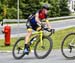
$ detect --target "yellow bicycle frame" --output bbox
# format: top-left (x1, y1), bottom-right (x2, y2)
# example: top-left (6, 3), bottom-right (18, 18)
top-left (32, 30), bottom-right (43, 46)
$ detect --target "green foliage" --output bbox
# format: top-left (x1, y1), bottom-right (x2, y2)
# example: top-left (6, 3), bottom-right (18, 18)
top-left (20, 0), bottom-right (41, 18)
top-left (49, 0), bottom-right (60, 17)
top-left (59, 0), bottom-right (70, 16)
top-left (7, 7), bottom-right (17, 19)
top-left (0, 0), bottom-right (70, 20)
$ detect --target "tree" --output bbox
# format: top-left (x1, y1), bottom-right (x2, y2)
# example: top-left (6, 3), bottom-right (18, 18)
top-left (20, 0), bottom-right (41, 19)
top-left (59, 0), bottom-right (70, 16)
top-left (49, 0), bottom-right (60, 17)
top-left (0, 0), bottom-right (17, 20)
top-left (0, 0), bottom-right (8, 21)
top-left (0, 0), bottom-right (71, 20)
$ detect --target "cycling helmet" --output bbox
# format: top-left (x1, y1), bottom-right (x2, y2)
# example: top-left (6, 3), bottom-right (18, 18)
top-left (42, 4), bottom-right (49, 10)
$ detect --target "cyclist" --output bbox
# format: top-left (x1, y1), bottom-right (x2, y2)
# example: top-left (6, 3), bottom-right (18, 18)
top-left (24, 4), bottom-right (51, 54)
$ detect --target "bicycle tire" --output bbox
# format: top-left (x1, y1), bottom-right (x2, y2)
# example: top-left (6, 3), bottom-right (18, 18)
top-left (34, 36), bottom-right (53, 59)
top-left (61, 32), bottom-right (75, 59)
top-left (12, 37), bottom-right (25, 59)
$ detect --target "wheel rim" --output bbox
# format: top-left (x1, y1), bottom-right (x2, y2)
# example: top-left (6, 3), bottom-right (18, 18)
top-left (13, 39), bottom-right (25, 58)
top-left (62, 33), bottom-right (75, 59)
top-left (35, 37), bottom-right (51, 58)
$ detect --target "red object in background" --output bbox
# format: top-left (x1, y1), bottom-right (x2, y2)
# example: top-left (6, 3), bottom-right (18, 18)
top-left (2, 25), bottom-right (11, 46)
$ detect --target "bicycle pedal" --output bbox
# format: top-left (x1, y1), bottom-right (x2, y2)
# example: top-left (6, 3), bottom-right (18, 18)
top-left (17, 47), bottom-right (22, 50)
top-left (69, 43), bottom-right (75, 48)
top-left (68, 45), bottom-right (72, 53)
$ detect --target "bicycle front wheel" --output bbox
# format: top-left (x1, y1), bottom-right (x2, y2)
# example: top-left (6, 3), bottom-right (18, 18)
top-left (34, 36), bottom-right (53, 59)
top-left (12, 37), bottom-right (25, 59)
top-left (61, 33), bottom-right (75, 59)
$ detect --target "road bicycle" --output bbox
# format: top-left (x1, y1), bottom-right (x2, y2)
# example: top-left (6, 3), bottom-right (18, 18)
top-left (61, 32), bottom-right (75, 59)
top-left (12, 26), bottom-right (55, 59)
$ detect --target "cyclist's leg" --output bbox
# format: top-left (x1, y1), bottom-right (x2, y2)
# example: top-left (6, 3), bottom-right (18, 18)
top-left (25, 24), bottom-right (41, 47)
top-left (25, 28), bottom-right (32, 44)
top-left (24, 21), bottom-right (42, 53)
top-left (24, 22), bottom-right (40, 53)
top-left (24, 28), bottom-right (32, 54)
top-left (36, 27), bottom-right (41, 31)
top-left (25, 28), bottom-right (32, 49)
top-left (24, 20), bottom-right (32, 53)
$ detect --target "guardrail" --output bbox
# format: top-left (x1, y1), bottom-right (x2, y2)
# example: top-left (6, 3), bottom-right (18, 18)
top-left (3, 19), bottom-right (27, 23)
top-left (2, 16), bottom-right (75, 23)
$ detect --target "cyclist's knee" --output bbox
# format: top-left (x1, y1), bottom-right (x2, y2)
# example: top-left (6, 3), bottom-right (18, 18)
top-left (27, 28), bottom-right (32, 32)
top-left (36, 27), bottom-right (41, 31)
top-left (27, 28), bottom-right (32, 35)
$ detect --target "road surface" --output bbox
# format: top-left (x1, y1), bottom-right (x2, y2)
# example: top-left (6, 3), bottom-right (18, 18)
top-left (0, 50), bottom-right (75, 63)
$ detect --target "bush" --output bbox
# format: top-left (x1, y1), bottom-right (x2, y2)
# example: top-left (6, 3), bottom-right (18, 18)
top-left (0, 0), bottom-right (71, 19)
top-left (59, 0), bottom-right (70, 16)
top-left (7, 7), bottom-right (17, 19)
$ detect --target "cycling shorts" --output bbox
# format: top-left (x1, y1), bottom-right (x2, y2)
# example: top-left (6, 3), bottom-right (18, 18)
top-left (26, 17), bottom-right (40, 31)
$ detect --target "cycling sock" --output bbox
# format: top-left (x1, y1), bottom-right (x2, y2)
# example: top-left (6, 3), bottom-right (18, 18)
top-left (24, 44), bottom-right (29, 49)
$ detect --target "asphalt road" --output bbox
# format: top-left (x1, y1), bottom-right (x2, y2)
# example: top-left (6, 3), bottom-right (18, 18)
top-left (0, 50), bottom-right (75, 63)
top-left (0, 19), bottom-right (75, 39)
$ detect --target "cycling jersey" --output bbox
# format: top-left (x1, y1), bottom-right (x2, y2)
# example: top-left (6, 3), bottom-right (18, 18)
top-left (39, 9), bottom-right (47, 19)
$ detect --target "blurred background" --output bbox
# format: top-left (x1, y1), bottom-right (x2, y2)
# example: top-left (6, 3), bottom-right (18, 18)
top-left (0, 0), bottom-right (75, 21)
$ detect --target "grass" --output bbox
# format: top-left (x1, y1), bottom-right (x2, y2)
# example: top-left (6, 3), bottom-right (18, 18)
top-left (0, 27), bottom-right (75, 51)
top-left (52, 27), bottom-right (75, 49)
top-left (0, 38), bottom-right (18, 51)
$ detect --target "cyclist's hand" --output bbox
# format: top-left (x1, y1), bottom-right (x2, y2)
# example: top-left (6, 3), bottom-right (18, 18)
top-left (50, 29), bottom-right (55, 33)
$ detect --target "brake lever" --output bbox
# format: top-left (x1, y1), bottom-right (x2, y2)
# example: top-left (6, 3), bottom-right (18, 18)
top-left (44, 27), bottom-right (55, 33)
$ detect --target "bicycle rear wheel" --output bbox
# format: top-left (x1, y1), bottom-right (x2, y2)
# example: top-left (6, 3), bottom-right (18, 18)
top-left (34, 36), bottom-right (53, 59)
top-left (61, 33), bottom-right (75, 59)
top-left (12, 37), bottom-right (25, 59)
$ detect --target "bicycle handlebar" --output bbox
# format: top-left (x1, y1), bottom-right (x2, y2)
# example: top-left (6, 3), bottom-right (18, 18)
top-left (43, 28), bottom-right (55, 36)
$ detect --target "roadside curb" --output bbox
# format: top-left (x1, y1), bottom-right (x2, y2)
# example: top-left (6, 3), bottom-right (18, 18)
top-left (0, 51), bottom-right (12, 53)
top-left (0, 19), bottom-right (75, 27)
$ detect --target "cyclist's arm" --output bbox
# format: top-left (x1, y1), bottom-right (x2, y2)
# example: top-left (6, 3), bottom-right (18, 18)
top-left (35, 13), bottom-right (41, 24)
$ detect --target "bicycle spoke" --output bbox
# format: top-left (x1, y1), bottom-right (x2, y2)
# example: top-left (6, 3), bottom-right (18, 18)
top-left (61, 33), bottom-right (75, 59)
top-left (12, 37), bottom-right (25, 59)
top-left (34, 36), bottom-right (53, 59)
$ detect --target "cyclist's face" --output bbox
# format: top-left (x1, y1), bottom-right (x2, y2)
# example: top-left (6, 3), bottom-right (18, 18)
top-left (44, 9), bottom-right (48, 14)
